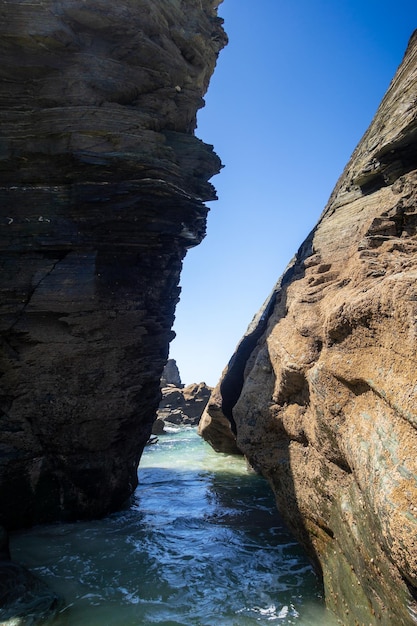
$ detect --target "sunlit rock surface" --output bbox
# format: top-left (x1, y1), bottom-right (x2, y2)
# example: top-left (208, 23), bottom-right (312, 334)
top-left (200, 30), bottom-right (417, 625)
top-left (0, 0), bottom-right (226, 528)
top-left (155, 382), bottom-right (212, 430)
top-left (153, 360), bottom-right (212, 433)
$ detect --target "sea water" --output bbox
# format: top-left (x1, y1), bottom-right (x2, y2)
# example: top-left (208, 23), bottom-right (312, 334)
top-left (11, 427), bottom-right (339, 625)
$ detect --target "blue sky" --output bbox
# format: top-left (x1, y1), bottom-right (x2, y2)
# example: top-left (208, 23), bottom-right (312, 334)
top-left (170, 1), bottom-right (417, 386)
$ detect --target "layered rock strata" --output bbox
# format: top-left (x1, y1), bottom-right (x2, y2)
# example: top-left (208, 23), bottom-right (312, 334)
top-left (0, 0), bottom-right (226, 528)
top-left (152, 360), bottom-right (212, 433)
top-left (200, 31), bottom-right (417, 625)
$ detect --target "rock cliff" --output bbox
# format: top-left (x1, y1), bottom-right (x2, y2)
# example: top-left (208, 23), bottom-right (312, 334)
top-left (200, 31), bottom-right (417, 625)
top-left (0, 0), bottom-right (226, 529)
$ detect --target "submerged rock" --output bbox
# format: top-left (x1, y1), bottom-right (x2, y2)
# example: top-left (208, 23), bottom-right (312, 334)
top-left (200, 30), bottom-right (417, 625)
top-left (0, 562), bottom-right (63, 626)
top-left (0, 0), bottom-right (226, 528)
top-left (0, 527), bottom-right (63, 625)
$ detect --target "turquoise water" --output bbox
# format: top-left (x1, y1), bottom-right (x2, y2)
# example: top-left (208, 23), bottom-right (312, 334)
top-left (11, 428), bottom-right (338, 625)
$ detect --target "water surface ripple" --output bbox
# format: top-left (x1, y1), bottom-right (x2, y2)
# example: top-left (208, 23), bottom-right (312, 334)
top-left (11, 428), bottom-right (338, 625)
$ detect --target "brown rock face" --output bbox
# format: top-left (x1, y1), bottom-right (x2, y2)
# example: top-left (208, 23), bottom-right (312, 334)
top-left (200, 31), bottom-right (417, 625)
top-left (156, 381), bottom-right (212, 429)
top-left (0, 0), bottom-right (226, 529)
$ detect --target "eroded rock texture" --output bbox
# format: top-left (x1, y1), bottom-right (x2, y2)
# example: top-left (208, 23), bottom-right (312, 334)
top-left (0, 0), bottom-right (226, 528)
top-left (153, 360), bottom-right (212, 432)
top-left (155, 381), bottom-right (212, 431)
top-left (200, 31), bottom-right (417, 625)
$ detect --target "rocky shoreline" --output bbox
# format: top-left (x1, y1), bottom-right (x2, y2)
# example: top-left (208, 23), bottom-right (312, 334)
top-left (153, 360), bottom-right (212, 435)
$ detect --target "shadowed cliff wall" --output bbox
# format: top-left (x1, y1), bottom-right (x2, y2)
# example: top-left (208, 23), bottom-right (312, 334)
top-left (0, 0), bottom-right (226, 528)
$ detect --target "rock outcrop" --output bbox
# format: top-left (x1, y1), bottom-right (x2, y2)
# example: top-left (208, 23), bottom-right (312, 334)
top-left (155, 381), bottom-right (212, 432)
top-left (152, 359), bottom-right (212, 433)
top-left (0, 0), bottom-right (226, 529)
top-left (200, 31), bottom-right (417, 625)
top-left (160, 358), bottom-right (183, 389)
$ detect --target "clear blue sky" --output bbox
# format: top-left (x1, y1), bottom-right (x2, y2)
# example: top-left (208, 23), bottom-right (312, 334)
top-left (170, 0), bottom-right (417, 387)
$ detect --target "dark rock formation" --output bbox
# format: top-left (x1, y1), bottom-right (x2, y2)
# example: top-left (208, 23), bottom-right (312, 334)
top-left (0, 526), bottom-right (63, 624)
top-left (0, 561), bottom-right (63, 625)
top-left (200, 31), bottom-right (417, 625)
top-left (160, 358), bottom-right (183, 389)
top-left (0, 0), bottom-right (226, 529)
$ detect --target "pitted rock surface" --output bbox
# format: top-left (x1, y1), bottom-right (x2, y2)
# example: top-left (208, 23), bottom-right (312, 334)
top-left (200, 30), bottom-right (417, 626)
